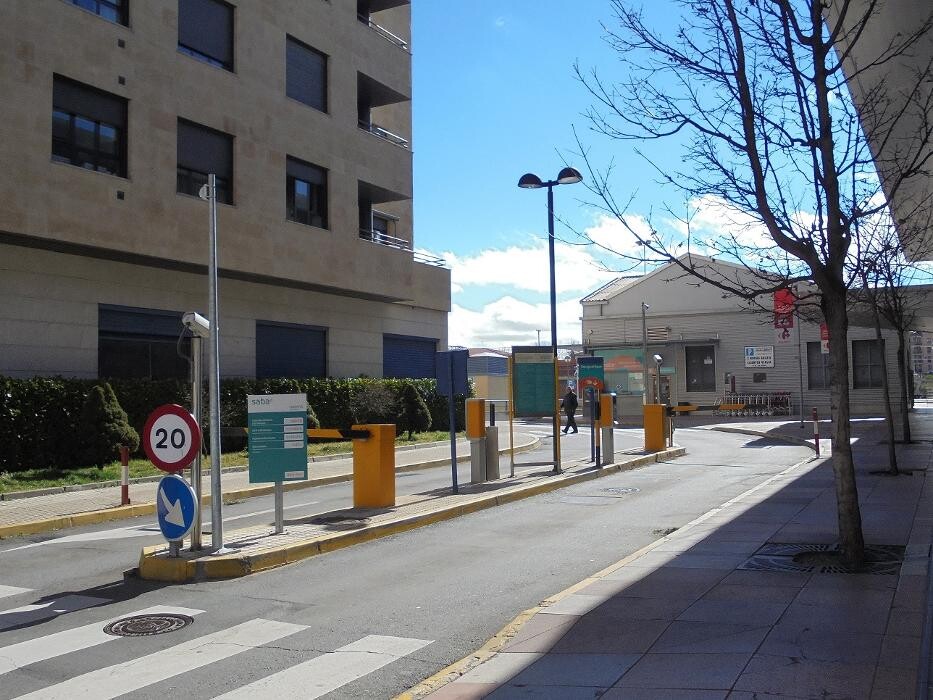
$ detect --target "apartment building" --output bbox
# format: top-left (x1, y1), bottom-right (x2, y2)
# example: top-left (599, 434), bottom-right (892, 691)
top-left (0, 0), bottom-right (450, 380)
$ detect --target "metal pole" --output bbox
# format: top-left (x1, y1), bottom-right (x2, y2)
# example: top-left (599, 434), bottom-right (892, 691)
top-left (812, 407), bottom-right (820, 456)
top-left (642, 302), bottom-right (649, 404)
top-left (448, 352), bottom-right (459, 494)
top-left (274, 481), bottom-right (284, 534)
top-left (207, 173), bottom-right (224, 551)
top-left (797, 303), bottom-right (805, 428)
top-left (547, 184), bottom-right (561, 473)
top-left (190, 334), bottom-right (202, 551)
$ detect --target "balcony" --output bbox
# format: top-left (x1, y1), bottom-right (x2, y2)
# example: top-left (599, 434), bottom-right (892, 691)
top-left (357, 120), bottom-right (408, 148)
top-left (357, 0), bottom-right (409, 50)
top-left (358, 228), bottom-right (445, 267)
top-left (358, 72), bottom-right (410, 149)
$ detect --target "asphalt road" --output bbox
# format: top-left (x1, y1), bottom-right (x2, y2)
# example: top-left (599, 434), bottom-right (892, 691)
top-left (0, 427), bottom-right (810, 699)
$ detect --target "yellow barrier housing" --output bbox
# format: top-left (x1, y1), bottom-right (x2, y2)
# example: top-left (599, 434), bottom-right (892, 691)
top-left (599, 394), bottom-right (613, 428)
top-left (352, 424), bottom-right (395, 508)
top-left (466, 398), bottom-right (486, 439)
top-left (644, 404), bottom-right (667, 452)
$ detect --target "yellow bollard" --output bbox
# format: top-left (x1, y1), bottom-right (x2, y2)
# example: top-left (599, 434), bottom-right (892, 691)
top-left (644, 404), bottom-right (667, 452)
top-left (599, 394), bottom-right (613, 428)
top-left (352, 424), bottom-right (395, 508)
top-left (465, 398), bottom-right (486, 438)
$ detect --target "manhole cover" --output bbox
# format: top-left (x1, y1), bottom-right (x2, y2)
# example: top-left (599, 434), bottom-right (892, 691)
top-left (104, 614), bottom-right (194, 637)
top-left (601, 487), bottom-right (639, 496)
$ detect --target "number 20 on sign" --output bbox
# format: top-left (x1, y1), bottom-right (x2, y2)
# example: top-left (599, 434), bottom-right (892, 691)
top-left (143, 404), bottom-right (202, 473)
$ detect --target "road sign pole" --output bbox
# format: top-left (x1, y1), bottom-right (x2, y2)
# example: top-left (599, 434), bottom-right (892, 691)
top-left (448, 352), bottom-right (459, 494)
top-left (206, 173), bottom-right (224, 552)
top-left (190, 334), bottom-right (202, 551)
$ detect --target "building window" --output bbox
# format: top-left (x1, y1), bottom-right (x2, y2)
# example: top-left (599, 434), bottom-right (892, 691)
top-left (807, 342), bottom-right (833, 389)
top-left (286, 156), bottom-right (327, 228)
top-left (286, 36), bottom-right (327, 112)
top-left (98, 305), bottom-right (190, 380)
top-left (177, 119), bottom-right (233, 204)
top-left (256, 322), bottom-right (326, 379)
top-left (178, 0), bottom-right (234, 71)
top-left (70, 0), bottom-right (128, 25)
top-left (853, 339), bottom-right (884, 389)
top-left (52, 76), bottom-right (127, 177)
top-left (685, 345), bottom-right (716, 392)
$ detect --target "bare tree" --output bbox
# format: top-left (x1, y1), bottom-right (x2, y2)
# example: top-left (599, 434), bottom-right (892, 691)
top-left (575, 0), bottom-right (933, 566)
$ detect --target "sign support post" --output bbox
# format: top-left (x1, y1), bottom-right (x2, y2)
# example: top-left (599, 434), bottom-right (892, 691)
top-left (190, 334), bottom-right (203, 550)
top-left (274, 482), bottom-right (284, 534)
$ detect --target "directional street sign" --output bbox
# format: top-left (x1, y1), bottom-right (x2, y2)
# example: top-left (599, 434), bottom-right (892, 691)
top-left (143, 404), bottom-right (201, 473)
top-left (156, 474), bottom-right (198, 542)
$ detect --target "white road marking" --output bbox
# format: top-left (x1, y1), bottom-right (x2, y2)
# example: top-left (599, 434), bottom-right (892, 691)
top-left (13, 618), bottom-right (308, 700)
top-left (0, 500), bottom-right (320, 552)
top-left (216, 634), bottom-right (433, 700)
top-left (0, 595), bottom-right (106, 633)
top-left (0, 585), bottom-right (31, 600)
top-left (0, 606), bottom-right (205, 676)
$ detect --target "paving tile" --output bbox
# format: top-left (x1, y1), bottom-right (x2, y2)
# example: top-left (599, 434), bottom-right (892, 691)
top-left (804, 572), bottom-right (898, 591)
top-left (486, 685), bottom-right (609, 699)
top-left (759, 623), bottom-right (882, 664)
top-left (602, 689), bottom-right (727, 699)
top-left (677, 598), bottom-right (788, 626)
top-left (538, 594), bottom-right (604, 617)
top-left (428, 682), bottom-right (498, 699)
top-left (877, 633), bottom-right (921, 671)
top-left (733, 653), bottom-right (874, 697)
top-left (649, 621), bottom-right (770, 654)
top-left (549, 615), bottom-right (669, 654)
top-left (886, 607), bottom-right (924, 637)
top-left (871, 664), bottom-right (917, 699)
top-left (794, 582), bottom-right (894, 608)
top-left (614, 652), bottom-right (751, 689)
top-left (701, 583), bottom-right (800, 604)
top-left (500, 613), bottom-right (579, 653)
top-left (505, 653), bottom-right (639, 688)
top-left (605, 565), bottom-right (727, 589)
top-left (779, 600), bottom-right (891, 635)
top-left (595, 595), bottom-right (696, 621)
top-left (719, 569), bottom-right (810, 588)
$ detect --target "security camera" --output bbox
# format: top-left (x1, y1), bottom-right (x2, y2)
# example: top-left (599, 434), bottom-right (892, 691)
top-left (182, 311), bottom-right (210, 338)
top-left (653, 354), bottom-right (663, 365)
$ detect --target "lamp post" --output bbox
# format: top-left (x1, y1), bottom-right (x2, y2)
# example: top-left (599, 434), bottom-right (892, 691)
top-left (518, 166), bottom-right (583, 474)
top-left (641, 302), bottom-right (650, 404)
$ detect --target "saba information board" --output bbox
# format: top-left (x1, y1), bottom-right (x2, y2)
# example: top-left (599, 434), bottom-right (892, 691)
top-left (247, 394), bottom-right (308, 484)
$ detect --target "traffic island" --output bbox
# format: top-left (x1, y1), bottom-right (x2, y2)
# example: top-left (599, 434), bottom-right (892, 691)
top-left (135, 445), bottom-right (687, 583)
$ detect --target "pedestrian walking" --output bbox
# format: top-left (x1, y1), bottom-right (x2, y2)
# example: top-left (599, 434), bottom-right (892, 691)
top-left (561, 387), bottom-right (578, 434)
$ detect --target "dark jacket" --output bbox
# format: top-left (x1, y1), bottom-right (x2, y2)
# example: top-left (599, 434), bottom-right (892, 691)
top-left (562, 391), bottom-right (578, 414)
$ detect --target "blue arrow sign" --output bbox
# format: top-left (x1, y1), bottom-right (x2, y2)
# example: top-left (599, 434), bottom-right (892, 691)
top-left (156, 474), bottom-right (197, 542)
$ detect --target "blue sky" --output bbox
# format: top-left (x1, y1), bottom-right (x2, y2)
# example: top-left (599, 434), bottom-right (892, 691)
top-left (411, 1), bottom-right (676, 349)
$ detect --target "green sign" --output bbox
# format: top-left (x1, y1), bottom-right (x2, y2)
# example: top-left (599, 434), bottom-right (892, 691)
top-left (511, 346), bottom-right (556, 417)
top-left (247, 394), bottom-right (308, 483)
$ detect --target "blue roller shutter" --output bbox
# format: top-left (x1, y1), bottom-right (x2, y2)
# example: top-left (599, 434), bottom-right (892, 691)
top-left (383, 334), bottom-right (437, 379)
top-left (256, 321), bottom-right (326, 378)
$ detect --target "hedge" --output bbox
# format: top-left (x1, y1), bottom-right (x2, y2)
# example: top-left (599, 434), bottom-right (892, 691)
top-left (0, 375), bottom-right (470, 472)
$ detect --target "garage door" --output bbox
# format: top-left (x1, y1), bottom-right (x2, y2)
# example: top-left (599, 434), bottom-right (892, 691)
top-left (256, 321), bottom-right (326, 378)
top-left (383, 334), bottom-right (437, 378)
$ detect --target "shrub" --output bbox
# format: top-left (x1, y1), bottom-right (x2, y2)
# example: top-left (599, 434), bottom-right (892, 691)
top-left (76, 383), bottom-right (140, 467)
top-left (396, 381), bottom-right (432, 439)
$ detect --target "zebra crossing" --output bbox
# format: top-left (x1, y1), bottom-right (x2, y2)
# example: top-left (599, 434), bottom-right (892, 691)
top-left (0, 585), bottom-right (433, 699)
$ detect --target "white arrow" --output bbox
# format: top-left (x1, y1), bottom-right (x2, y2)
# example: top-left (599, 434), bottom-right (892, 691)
top-left (159, 487), bottom-right (186, 528)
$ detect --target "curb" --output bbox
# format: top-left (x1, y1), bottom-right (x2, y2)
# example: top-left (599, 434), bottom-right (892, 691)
top-left (395, 450), bottom-right (818, 699)
top-left (0, 438), bottom-right (538, 540)
top-left (135, 446), bottom-right (687, 583)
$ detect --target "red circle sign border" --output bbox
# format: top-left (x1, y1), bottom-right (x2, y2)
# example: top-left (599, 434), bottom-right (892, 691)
top-left (142, 404), bottom-right (202, 473)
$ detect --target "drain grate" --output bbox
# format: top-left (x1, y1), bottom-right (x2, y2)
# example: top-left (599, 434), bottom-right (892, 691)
top-left (739, 542), bottom-right (905, 575)
top-left (104, 614), bottom-right (194, 637)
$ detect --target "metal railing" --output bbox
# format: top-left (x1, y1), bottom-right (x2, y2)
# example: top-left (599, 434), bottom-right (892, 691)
top-left (359, 228), bottom-right (446, 267)
top-left (357, 14), bottom-right (409, 50)
top-left (358, 120), bottom-right (409, 148)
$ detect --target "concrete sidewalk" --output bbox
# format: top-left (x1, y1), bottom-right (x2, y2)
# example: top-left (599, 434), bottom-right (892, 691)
top-left (0, 433), bottom-right (538, 539)
top-left (405, 416), bottom-right (933, 699)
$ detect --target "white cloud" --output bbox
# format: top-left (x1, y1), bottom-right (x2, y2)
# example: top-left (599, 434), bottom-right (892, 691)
top-left (494, 16), bottom-right (506, 28)
top-left (448, 297), bottom-right (583, 349)
top-left (583, 214), bottom-right (652, 257)
top-left (442, 238), bottom-right (616, 295)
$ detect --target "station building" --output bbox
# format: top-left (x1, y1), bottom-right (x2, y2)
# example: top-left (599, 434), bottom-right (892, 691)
top-left (0, 0), bottom-right (449, 381)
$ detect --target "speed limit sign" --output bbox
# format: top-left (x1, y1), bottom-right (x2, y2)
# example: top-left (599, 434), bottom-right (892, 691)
top-left (143, 404), bottom-right (202, 473)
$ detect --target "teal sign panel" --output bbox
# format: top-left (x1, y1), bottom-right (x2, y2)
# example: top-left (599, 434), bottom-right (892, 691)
top-left (247, 394), bottom-right (308, 484)
top-left (511, 346), bottom-right (556, 417)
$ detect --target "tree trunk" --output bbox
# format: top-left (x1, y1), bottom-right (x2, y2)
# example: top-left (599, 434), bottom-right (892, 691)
top-left (897, 330), bottom-right (912, 443)
top-left (870, 304), bottom-right (898, 474)
top-left (823, 293), bottom-right (865, 568)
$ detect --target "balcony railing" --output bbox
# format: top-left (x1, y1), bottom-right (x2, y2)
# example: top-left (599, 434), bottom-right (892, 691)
top-left (358, 120), bottom-right (409, 148)
top-left (359, 228), bottom-right (446, 267)
top-left (357, 14), bottom-right (409, 50)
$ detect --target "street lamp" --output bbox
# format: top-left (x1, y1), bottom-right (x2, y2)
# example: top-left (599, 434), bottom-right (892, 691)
top-left (641, 302), bottom-right (650, 404)
top-left (517, 166), bottom-right (583, 473)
